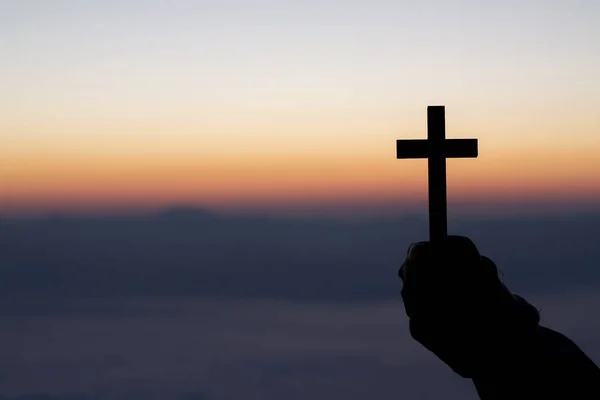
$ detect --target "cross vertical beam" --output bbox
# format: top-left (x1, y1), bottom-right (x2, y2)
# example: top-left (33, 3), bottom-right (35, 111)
top-left (396, 106), bottom-right (478, 247)
top-left (427, 106), bottom-right (447, 246)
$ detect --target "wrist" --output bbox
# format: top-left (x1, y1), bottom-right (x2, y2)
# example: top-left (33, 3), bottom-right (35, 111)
top-left (437, 296), bottom-right (541, 378)
top-left (469, 322), bottom-right (539, 378)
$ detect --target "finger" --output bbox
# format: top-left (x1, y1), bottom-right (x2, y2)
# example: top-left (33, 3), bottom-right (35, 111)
top-left (407, 241), bottom-right (430, 263)
top-left (399, 236), bottom-right (483, 303)
top-left (408, 236), bottom-right (482, 278)
top-left (398, 241), bottom-right (429, 282)
top-left (403, 236), bottom-right (480, 270)
top-left (443, 236), bottom-right (481, 262)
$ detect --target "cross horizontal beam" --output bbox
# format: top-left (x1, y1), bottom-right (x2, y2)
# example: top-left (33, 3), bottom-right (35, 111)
top-left (396, 138), bottom-right (478, 159)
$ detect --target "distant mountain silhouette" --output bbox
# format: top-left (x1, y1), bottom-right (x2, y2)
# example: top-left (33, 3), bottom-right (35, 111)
top-left (153, 206), bottom-right (223, 221)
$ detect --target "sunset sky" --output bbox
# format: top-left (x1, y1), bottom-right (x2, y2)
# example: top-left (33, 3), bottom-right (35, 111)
top-left (2, 0), bottom-right (600, 216)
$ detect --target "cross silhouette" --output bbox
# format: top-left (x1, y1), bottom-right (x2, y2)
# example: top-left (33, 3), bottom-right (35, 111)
top-left (396, 106), bottom-right (478, 246)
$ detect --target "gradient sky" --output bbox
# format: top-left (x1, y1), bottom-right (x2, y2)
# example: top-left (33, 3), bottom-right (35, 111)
top-left (2, 0), bottom-right (600, 215)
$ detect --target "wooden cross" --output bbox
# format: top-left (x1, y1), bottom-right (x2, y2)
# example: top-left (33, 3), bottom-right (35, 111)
top-left (396, 106), bottom-right (478, 246)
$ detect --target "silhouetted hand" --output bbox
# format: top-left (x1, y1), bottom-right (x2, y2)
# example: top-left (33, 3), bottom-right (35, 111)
top-left (398, 236), bottom-right (600, 399)
top-left (398, 236), bottom-right (540, 378)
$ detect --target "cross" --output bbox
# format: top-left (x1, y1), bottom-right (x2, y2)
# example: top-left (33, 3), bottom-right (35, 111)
top-left (396, 106), bottom-right (478, 247)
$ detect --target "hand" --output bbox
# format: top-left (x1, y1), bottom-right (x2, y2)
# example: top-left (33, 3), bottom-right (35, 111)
top-left (398, 236), bottom-right (540, 378)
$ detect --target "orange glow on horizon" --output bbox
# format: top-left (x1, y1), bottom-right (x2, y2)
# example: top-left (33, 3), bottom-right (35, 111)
top-left (2, 141), bottom-right (600, 216)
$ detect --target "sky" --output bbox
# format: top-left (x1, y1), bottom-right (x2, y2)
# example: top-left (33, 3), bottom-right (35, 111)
top-left (3, 5), bottom-right (600, 398)
top-left (2, 0), bottom-right (600, 216)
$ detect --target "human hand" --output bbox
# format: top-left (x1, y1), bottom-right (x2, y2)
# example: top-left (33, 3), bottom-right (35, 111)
top-left (398, 236), bottom-right (540, 378)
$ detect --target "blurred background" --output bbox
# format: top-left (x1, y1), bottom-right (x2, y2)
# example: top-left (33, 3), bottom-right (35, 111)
top-left (2, 1), bottom-right (600, 399)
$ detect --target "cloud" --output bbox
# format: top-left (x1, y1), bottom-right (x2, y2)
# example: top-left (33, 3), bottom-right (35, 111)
top-left (1, 293), bottom-right (599, 399)
top-left (1, 209), bottom-right (600, 317)
top-left (0, 298), bottom-right (470, 399)
top-left (1, 209), bottom-right (599, 398)
top-left (0, 392), bottom-right (208, 400)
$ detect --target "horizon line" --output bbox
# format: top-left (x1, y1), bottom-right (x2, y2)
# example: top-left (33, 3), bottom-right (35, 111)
top-left (2, 201), bottom-right (600, 221)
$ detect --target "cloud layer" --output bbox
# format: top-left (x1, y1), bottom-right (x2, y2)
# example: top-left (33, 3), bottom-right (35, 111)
top-left (1, 209), bottom-right (599, 398)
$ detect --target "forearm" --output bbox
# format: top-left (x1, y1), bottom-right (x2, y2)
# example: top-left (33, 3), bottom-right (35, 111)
top-left (471, 326), bottom-right (600, 399)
